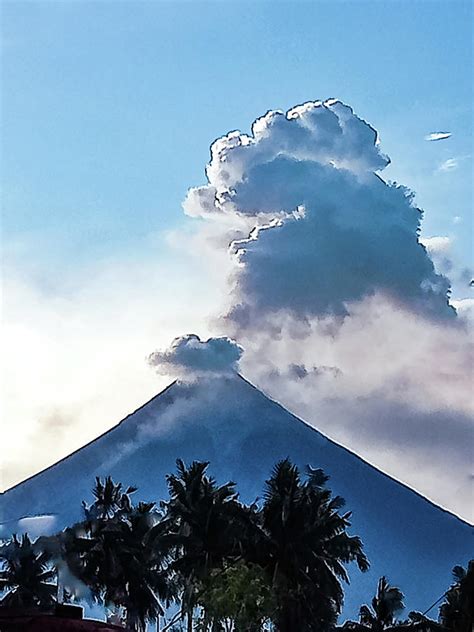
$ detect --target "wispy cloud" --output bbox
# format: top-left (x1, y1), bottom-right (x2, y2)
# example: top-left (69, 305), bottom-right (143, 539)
top-left (437, 154), bottom-right (470, 173)
top-left (1, 252), bottom-right (218, 491)
top-left (438, 157), bottom-right (459, 172)
top-left (425, 131), bottom-right (452, 141)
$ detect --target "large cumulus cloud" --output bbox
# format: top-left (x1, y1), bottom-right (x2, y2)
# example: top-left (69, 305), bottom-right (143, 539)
top-left (180, 99), bottom-right (473, 521)
top-left (185, 99), bottom-right (453, 323)
top-left (184, 100), bottom-right (389, 220)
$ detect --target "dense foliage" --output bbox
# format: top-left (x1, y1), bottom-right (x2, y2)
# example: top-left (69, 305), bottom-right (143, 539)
top-left (0, 460), bottom-right (472, 632)
top-left (0, 533), bottom-right (56, 609)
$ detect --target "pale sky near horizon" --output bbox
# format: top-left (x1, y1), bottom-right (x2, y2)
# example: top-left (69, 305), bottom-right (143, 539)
top-left (1, 1), bottom-right (473, 513)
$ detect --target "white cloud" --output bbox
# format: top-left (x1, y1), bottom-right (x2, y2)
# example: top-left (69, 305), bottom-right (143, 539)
top-left (420, 235), bottom-right (452, 255)
top-left (451, 298), bottom-right (474, 322)
top-left (184, 100), bottom-right (389, 220)
top-left (438, 158), bottom-right (459, 172)
top-left (148, 334), bottom-right (243, 379)
top-left (419, 235), bottom-right (454, 276)
top-left (185, 99), bottom-right (453, 324)
top-left (424, 132), bottom-right (452, 141)
top-left (0, 251), bottom-right (220, 491)
top-left (182, 99), bottom-right (473, 520)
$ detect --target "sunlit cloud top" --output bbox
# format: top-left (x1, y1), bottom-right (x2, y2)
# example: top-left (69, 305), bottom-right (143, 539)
top-left (424, 131), bottom-right (452, 141)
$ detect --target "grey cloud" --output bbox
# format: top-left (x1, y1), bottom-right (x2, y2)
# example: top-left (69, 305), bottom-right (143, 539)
top-left (249, 363), bottom-right (474, 521)
top-left (234, 296), bottom-right (473, 519)
top-left (148, 334), bottom-right (243, 378)
top-left (228, 159), bottom-right (453, 323)
top-left (317, 394), bottom-right (474, 520)
top-left (184, 100), bottom-right (453, 323)
top-left (327, 396), bottom-right (473, 462)
top-left (280, 363), bottom-right (342, 381)
top-left (38, 410), bottom-right (75, 432)
top-left (178, 99), bottom-right (472, 520)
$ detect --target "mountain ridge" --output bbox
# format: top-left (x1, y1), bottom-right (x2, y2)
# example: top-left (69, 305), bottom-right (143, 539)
top-left (1, 373), bottom-right (472, 617)
top-left (2, 374), bottom-right (470, 527)
top-left (1, 379), bottom-right (179, 497)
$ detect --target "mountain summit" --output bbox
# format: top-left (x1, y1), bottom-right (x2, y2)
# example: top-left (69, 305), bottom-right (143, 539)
top-left (1, 374), bottom-right (472, 617)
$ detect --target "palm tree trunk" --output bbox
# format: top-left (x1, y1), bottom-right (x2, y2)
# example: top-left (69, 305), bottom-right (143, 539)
top-left (276, 600), bottom-right (294, 632)
top-left (125, 609), bottom-right (138, 631)
top-left (187, 611), bottom-right (193, 632)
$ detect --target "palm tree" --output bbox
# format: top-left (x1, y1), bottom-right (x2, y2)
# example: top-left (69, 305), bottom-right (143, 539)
top-left (161, 460), bottom-right (249, 632)
top-left (57, 503), bottom-right (127, 604)
top-left (84, 476), bottom-right (137, 521)
top-left (357, 577), bottom-right (405, 631)
top-left (0, 533), bottom-right (56, 610)
top-left (339, 578), bottom-right (448, 632)
top-left (107, 502), bottom-right (172, 632)
top-left (439, 561), bottom-right (474, 632)
top-left (257, 460), bottom-right (369, 632)
top-left (342, 612), bottom-right (446, 632)
top-left (52, 478), bottom-right (173, 631)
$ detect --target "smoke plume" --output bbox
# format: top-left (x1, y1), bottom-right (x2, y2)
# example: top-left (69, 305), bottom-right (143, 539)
top-left (148, 334), bottom-right (243, 379)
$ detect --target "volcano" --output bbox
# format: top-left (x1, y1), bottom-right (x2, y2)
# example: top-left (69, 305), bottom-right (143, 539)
top-left (1, 374), bottom-right (472, 618)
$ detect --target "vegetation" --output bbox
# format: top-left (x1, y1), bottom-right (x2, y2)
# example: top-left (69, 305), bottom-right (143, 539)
top-left (0, 533), bottom-right (56, 609)
top-left (257, 461), bottom-right (368, 632)
top-left (160, 459), bottom-right (249, 631)
top-left (439, 562), bottom-right (474, 632)
top-left (342, 576), bottom-right (405, 632)
top-left (0, 460), bottom-right (472, 632)
top-left (195, 561), bottom-right (275, 632)
top-left (45, 477), bottom-right (172, 631)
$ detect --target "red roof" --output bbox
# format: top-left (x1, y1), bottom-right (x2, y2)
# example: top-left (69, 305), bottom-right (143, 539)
top-left (0, 610), bottom-right (124, 631)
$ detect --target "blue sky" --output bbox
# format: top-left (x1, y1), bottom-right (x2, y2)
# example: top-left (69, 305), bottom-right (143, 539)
top-left (1, 1), bottom-right (473, 507)
top-left (3, 0), bottom-right (472, 277)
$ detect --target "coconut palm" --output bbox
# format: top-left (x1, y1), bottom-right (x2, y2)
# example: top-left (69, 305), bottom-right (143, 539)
top-left (439, 561), bottom-right (474, 632)
top-left (340, 576), bottom-right (428, 632)
top-left (161, 460), bottom-right (250, 632)
top-left (258, 460), bottom-right (369, 632)
top-left (0, 533), bottom-right (56, 610)
top-left (357, 577), bottom-right (405, 631)
top-left (85, 476), bottom-right (137, 521)
top-left (341, 613), bottom-right (446, 632)
top-left (106, 502), bottom-right (173, 632)
top-left (55, 479), bottom-right (173, 631)
top-left (57, 501), bottom-right (128, 604)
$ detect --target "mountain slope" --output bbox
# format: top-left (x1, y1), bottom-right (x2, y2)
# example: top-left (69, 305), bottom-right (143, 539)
top-left (1, 374), bottom-right (472, 618)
